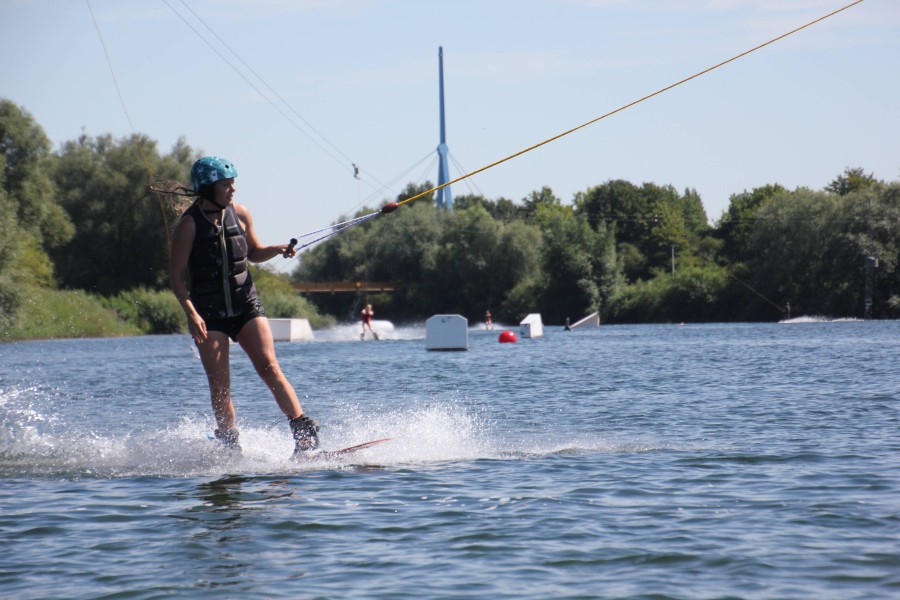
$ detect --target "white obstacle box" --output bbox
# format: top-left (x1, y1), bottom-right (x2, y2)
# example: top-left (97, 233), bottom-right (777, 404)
top-left (425, 314), bottom-right (468, 351)
top-left (268, 318), bottom-right (314, 342)
top-left (519, 313), bottom-right (544, 338)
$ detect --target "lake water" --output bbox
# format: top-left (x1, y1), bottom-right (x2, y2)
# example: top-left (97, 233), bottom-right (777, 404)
top-left (1, 320), bottom-right (898, 599)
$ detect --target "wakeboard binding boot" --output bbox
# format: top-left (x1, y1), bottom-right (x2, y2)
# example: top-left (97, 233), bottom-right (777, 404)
top-left (213, 427), bottom-right (242, 453)
top-left (290, 415), bottom-right (320, 458)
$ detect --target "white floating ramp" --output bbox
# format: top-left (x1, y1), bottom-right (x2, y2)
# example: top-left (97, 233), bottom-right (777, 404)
top-left (426, 315), bottom-right (468, 351)
top-left (519, 313), bottom-right (544, 338)
top-left (268, 318), bottom-right (314, 342)
top-left (569, 312), bottom-right (600, 330)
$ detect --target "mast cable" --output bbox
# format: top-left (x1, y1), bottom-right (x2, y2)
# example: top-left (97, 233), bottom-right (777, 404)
top-left (393, 1), bottom-right (866, 210)
top-left (86, 0), bottom-right (172, 249)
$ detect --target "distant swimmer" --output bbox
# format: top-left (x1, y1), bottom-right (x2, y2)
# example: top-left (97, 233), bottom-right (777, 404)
top-left (361, 304), bottom-right (379, 340)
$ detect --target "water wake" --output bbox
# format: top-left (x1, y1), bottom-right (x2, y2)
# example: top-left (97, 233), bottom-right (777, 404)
top-left (2, 385), bottom-right (682, 478)
top-left (0, 386), bottom-right (494, 477)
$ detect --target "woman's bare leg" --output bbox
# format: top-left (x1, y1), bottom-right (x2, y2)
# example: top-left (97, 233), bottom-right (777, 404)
top-left (196, 331), bottom-right (236, 431)
top-left (236, 317), bottom-right (303, 419)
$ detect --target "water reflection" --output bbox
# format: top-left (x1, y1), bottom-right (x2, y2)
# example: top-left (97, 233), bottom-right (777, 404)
top-left (167, 475), bottom-right (297, 590)
top-left (184, 475), bottom-right (294, 532)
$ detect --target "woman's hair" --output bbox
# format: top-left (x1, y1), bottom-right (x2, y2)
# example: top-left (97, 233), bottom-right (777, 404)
top-left (170, 186), bottom-right (205, 216)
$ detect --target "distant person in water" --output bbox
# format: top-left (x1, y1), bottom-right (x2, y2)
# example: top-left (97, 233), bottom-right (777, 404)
top-left (360, 304), bottom-right (379, 340)
top-left (485, 310), bottom-right (494, 330)
top-left (169, 156), bottom-right (319, 458)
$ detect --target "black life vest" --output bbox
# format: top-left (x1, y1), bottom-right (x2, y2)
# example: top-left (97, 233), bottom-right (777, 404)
top-left (185, 203), bottom-right (259, 318)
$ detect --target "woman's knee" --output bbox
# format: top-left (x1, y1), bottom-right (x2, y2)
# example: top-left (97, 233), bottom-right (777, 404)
top-left (255, 358), bottom-right (283, 380)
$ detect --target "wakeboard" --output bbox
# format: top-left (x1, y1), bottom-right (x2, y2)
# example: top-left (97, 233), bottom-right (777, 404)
top-left (204, 433), bottom-right (390, 460)
top-left (305, 438), bottom-right (391, 460)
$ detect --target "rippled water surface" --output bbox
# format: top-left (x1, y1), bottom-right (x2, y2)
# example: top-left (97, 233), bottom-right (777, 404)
top-left (2, 321), bottom-right (898, 599)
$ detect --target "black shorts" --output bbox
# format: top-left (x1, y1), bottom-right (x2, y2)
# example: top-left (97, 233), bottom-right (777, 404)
top-left (203, 300), bottom-right (267, 342)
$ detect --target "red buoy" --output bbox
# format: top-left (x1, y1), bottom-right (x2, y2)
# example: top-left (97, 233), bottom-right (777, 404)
top-left (499, 330), bottom-right (517, 343)
top-left (381, 202), bottom-right (400, 214)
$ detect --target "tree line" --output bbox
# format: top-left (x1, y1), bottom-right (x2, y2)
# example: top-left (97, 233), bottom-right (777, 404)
top-left (2, 97), bottom-right (899, 339)
top-left (296, 173), bottom-right (900, 325)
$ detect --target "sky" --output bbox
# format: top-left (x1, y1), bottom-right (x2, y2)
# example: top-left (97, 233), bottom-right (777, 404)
top-left (2, 0), bottom-right (898, 272)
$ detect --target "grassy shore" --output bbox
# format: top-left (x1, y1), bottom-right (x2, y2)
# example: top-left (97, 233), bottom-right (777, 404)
top-left (1, 288), bottom-right (142, 342)
top-left (1, 270), bottom-right (333, 342)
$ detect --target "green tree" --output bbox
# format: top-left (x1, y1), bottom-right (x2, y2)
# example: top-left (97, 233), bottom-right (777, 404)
top-left (826, 166), bottom-right (878, 196)
top-left (640, 183), bottom-right (691, 272)
top-left (534, 204), bottom-right (599, 323)
top-left (574, 179), bottom-right (646, 245)
top-left (743, 188), bottom-right (846, 318)
top-left (0, 188), bottom-right (22, 332)
top-left (715, 184), bottom-right (786, 264)
top-left (490, 218), bottom-right (543, 322)
top-left (0, 100), bottom-right (74, 333)
top-left (427, 203), bottom-right (503, 315)
top-left (592, 218), bottom-right (624, 315)
top-left (871, 182), bottom-right (900, 316)
top-left (522, 185), bottom-right (561, 210)
top-left (830, 182), bottom-right (900, 318)
top-left (0, 99), bottom-right (73, 251)
top-left (51, 133), bottom-right (193, 295)
top-left (608, 262), bottom-right (730, 323)
top-left (426, 202), bottom-right (542, 322)
top-left (531, 201), bottom-right (622, 323)
top-left (453, 193), bottom-right (519, 221)
top-left (680, 187), bottom-right (709, 236)
top-left (574, 180), bottom-right (696, 282)
top-left (365, 201), bottom-right (442, 316)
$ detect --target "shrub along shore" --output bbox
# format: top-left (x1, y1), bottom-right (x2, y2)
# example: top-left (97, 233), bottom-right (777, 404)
top-left (1, 269), bottom-right (333, 342)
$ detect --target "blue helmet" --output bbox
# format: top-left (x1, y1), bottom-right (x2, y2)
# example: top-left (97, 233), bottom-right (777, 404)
top-left (190, 156), bottom-right (238, 190)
